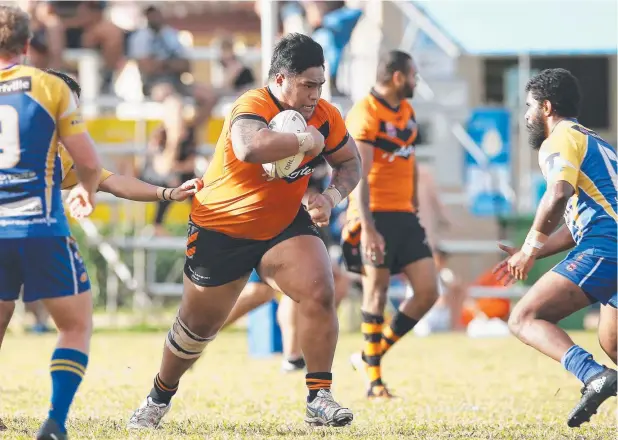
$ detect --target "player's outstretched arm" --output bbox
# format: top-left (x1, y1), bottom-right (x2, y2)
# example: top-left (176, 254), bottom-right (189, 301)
top-left (98, 175), bottom-right (201, 202)
top-left (494, 224), bottom-right (575, 283)
top-left (496, 180), bottom-right (575, 283)
top-left (231, 119), bottom-right (322, 163)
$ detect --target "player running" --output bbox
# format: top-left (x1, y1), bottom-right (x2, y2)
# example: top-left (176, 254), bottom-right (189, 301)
top-left (0, 6), bottom-right (101, 439)
top-left (342, 50), bottom-right (439, 399)
top-left (222, 168), bottom-right (350, 373)
top-left (0, 69), bottom-right (199, 353)
top-left (494, 68), bottom-right (617, 427)
top-left (128, 33), bottom-right (360, 429)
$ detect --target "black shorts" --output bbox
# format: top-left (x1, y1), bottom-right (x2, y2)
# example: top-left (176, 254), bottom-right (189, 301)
top-left (341, 211), bottom-right (432, 275)
top-left (184, 208), bottom-right (321, 287)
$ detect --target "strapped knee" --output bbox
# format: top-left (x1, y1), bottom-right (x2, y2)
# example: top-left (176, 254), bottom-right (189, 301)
top-left (165, 316), bottom-right (215, 359)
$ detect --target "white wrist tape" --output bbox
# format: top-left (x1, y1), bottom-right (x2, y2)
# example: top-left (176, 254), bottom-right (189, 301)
top-left (522, 230), bottom-right (548, 257)
top-left (323, 186), bottom-right (343, 208)
top-left (295, 132), bottom-right (314, 153)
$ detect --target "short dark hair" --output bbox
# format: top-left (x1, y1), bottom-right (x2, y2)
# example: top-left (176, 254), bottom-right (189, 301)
top-left (376, 50), bottom-right (412, 85)
top-left (525, 68), bottom-right (581, 118)
top-left (268, 33), bottom-right (324, 80)
top-left (45, 69), bottom-right (81, 98)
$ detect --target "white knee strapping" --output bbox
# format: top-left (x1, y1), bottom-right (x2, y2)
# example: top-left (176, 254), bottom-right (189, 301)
top-left (166, 316), bottom-right (216, 359)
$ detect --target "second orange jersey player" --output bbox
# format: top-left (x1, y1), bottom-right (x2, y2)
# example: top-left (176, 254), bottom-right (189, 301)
top-left (129, 34), bottom-right (361, 430)
top-left (342, 51), bottom-right (440, 399)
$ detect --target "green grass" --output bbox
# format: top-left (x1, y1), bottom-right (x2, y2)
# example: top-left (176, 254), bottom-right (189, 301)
top-left (0, 331), bottom-right (615, 439)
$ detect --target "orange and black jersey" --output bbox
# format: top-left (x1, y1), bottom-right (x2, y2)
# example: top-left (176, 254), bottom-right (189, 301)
top-left (345, 89), bottom-right (419, 216)
top-left (191, 87), bottom-right (349, 240)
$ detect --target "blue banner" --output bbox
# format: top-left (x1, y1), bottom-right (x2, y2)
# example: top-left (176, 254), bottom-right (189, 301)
top-left (464, 108), bottom-right (513, 217)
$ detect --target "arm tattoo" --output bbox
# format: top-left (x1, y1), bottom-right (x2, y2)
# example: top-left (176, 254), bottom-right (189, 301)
top-left (230, 118), bottom-right (268, 153)
top-left (330, 156), bottom-right (361, 200)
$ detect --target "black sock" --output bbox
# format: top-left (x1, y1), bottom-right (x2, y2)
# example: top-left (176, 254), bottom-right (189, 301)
top-left (288, 356), bottom-right (306, 369)
top-left (390, 311), bottom-right (418, 335)
top-left (306, 372), bottom-right (332, 402)
top-left (149, 374), bottom-right (178, 405)
top-left (381, 311), bottom-right (418, 356)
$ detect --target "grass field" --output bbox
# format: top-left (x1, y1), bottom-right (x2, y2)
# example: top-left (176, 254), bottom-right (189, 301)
top-left (0, 330), bottom-right (615, 439)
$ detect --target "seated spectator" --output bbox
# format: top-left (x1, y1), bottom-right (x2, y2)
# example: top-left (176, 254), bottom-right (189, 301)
top-left (279, 1), bottom-right (311, 35)
top-left (129, 4), bottom-right (215, 172)
top-left (303, 1), bottom-right (362, 96)
top-left (142, 122), bottom-right (198, 236)
top-left (27, 1), bottom-right (65, 70)
top-left (218, 37), bottom-right (255, 93)
top-left (51, 1), bottom-right (126, 91)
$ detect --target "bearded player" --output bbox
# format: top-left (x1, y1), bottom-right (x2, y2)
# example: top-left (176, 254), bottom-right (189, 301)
top-left (494, 68), bottom-right (616, 427)
top-left (341, 50), bottom-right (439, 399)
top-left (128, 33), bottom-right (360, 429)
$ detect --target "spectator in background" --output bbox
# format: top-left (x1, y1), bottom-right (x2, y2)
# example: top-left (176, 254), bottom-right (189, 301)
top-left (303, 1), bottom-right (362, 96)
top-left (128, 5), bottom-right (213, 180)
top-left (218, 37), bottom-right (255, 93)
top-left (142, 124), bottom-right (197, 236)
top-left (27, 1), bottom-right (65, 69)
top-left (52, 1), bottom-right (126, 91)
top-left (417, 163), bottom-right (451, 250)
top-left (279, 1), bottom-right (311, 35)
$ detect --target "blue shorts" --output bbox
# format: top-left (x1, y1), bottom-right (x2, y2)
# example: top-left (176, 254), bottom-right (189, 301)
top-left (0, 237), bottom-right (91, 302)
top-left (552, 249), bottom-right (617, 308)
top-left (248, 269), bottom-right (262, 284)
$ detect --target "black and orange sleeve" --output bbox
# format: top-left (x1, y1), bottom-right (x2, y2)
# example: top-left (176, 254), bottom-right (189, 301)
top-left (345, 99), bottom-right (379, 145)
top-left (229, 91), bottom-right (274, 128)
top-left (323, 104), bottom-right (350, 156)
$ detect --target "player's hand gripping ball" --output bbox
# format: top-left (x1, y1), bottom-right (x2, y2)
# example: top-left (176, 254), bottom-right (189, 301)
top-left (263, 110), bottom-right (323, 178)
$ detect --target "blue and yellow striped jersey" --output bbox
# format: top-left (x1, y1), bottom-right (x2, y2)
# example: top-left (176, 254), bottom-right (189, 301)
top-left (538, 119), bottom-right (617, 258)
top-left (0, 64), bottom-right (86, 238)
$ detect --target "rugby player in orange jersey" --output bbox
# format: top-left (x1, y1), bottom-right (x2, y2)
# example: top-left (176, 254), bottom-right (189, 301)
top-left (342, 51), bottom-right (440, 399)
top-left (128, 33), bottom-right (361, 429)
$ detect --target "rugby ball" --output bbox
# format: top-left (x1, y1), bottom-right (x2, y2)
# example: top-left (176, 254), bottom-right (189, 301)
top-left (263, 110), bottom-right (307, 179)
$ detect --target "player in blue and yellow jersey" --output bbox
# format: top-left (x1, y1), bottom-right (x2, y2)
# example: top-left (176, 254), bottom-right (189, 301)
top-left (494, 68), bottom-right (617, 428)
top-left (0, 6), bottom-right (102, 440)
top-left (0, 68), bottom-right (200, 370)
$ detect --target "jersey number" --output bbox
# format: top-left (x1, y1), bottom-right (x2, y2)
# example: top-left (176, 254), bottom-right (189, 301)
top-left (0, 105), bottom-right (20, 169)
